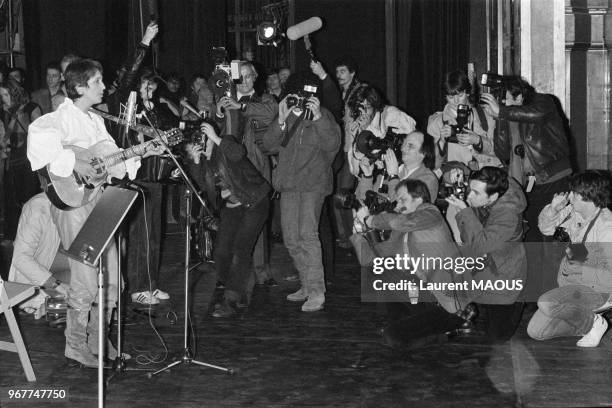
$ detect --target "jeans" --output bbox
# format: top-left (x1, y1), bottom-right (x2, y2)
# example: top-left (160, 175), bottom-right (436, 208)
top-left (214, 197), bottom-right (269, 301)
top-left (527, 284), bottom-right (609, 340)
top-left (280, 191), bottom-right (326, 296)
top-left (126, 182), bottom-right (163, 292)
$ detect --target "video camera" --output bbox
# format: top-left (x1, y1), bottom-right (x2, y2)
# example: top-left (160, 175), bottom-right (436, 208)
top-left (355, 127), bottom-right (406, 163)
top-left (210, 47), bottom-right (243, 99)
top-left (447, 104), bottom-right (470, 143)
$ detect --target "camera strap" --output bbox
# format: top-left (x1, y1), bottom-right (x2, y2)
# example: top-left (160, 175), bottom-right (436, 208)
top-left (280, 113), bottom-right (305, 148)
top-left (580, 209), bottom-right (602, 244)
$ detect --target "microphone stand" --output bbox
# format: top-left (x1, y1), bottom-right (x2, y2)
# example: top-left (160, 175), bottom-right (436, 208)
top-left (139, 112), bottom-right (233, 378)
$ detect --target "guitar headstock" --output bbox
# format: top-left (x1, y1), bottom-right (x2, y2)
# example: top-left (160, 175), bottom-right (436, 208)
top-left (161, 128), bottom-right (184, 146)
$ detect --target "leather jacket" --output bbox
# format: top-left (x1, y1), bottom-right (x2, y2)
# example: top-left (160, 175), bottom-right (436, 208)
top-left (494, 93), bottom-right (571, 183)
top-left (189, 135), bottom-right (270, 209)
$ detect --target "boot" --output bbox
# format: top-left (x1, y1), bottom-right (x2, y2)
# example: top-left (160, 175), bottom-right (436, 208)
top-left (65, 309), bottom-right (99, 367)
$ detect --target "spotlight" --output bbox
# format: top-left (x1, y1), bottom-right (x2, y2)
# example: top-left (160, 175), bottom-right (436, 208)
top-left (257, 21), bottom-right (282, 47)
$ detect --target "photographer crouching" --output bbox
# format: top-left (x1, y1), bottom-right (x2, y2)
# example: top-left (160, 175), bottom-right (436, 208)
top-left (262, 75), bottom-right (341, 312)
top-left (446, 167), bottom-right (526, 340)
top-left (351, 179), bottom-right (472, 348)
top-left (527, 171), bottom-right (612, 347)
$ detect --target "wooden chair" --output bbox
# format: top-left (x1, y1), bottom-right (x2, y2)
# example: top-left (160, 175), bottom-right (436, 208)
top-left (0, 278), bottom-right (36, 381)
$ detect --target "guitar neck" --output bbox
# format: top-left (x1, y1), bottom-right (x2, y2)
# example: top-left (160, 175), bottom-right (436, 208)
top-left (101, 140), bottom-right (155, 169)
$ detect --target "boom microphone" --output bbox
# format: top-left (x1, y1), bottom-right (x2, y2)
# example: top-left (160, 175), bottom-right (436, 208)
top-left (286, 17), bottom-right (323, 40)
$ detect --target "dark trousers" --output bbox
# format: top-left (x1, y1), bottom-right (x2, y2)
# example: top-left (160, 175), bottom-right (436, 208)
top-left (385, 301), bottom-right (524, 346)
top-left (319, 195), bottom-right (335, 285)
top-left (126, 182), bottom-right (164, 292)
top-left (524, 176), bottom-right (570, 296)
top-left (3, 162), bottom-right (39, 240)
top-left (214, 197), bottom-right (269, 301)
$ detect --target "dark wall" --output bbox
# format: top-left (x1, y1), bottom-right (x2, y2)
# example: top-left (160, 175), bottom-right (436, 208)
top-left (23, 0), bottom-right (129, 90)
top-left (294, 0), bottom-right (386, 92)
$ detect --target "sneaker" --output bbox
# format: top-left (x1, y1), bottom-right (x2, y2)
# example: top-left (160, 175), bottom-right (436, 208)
top-left (287, 287), bottom-right (308, 302)
top-left (215, 281), bottom-right (226, 290)
top-left (577, 314), bottom-right (609, 347)
top-left (301, 294), bottom-right (325, 312)
top-left (264, 278), bottom-right (278, 287)
top-left (131, 291), bottom-right (160, 305)
top-left (152, 289), bottom-right (170, 300)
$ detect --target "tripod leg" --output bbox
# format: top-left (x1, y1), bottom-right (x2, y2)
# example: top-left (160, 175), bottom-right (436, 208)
top-left (147, 360), bottom-right (182, 378)
top-left (190, 360), bottom-right (234, 375)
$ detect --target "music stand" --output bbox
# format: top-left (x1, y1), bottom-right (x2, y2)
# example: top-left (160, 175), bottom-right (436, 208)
top-left (63, 186), bottom-right (139, 408)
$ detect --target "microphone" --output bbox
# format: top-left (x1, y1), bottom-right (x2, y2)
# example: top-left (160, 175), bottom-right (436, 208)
top-left (286, 17), bottom-right (323, 40)
top-left (180, 99), bottom-right (204, 118)
top-left (125, 91), bottom-right (137, 126)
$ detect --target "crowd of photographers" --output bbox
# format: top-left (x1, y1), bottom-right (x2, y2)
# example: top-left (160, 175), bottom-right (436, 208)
top-left (3, 21), bottom-right (612, 352)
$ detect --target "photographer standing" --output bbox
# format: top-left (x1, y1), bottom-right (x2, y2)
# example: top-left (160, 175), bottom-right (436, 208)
top-left (262, 77), bottom-right (341, 312)
top-left (481, 76), bottom-right (573, 292)
top-left (428, 70), bottom-right (501, 171)
top-left (527, 171), bottom-right (612, 347)
top-left (446, 167), bottom-right (526, 340)
top-left (346, 84), bottom-right (416, 177)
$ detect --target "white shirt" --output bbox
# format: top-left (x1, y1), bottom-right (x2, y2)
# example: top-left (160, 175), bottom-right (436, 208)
top-left (27, 98), bottom-right (140, 178)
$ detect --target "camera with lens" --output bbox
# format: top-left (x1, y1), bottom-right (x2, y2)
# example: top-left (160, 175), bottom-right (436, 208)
top-left (286, 83), bottom-right (318, 119)
top-left (209, 47), bottom-right (243, 99)
top-left (439, 180), bottom-right (468, 201)
top-left (337, 189), bottom-right (396, 215)
top-left (447, 104), bottom-right (470, 144)
top-left (355, 127), bottom-right (406, 163)
top-left (552, 226), bottom-right (589, 262)
top-left (480, 72), bottom-right (507, 102)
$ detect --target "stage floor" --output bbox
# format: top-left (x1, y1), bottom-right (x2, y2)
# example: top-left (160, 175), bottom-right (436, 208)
top-left (2, 228), bottom-right (612, 408)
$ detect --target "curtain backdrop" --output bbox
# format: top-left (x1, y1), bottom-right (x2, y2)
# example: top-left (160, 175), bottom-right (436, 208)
top-left (23, 0), bottom-right (225, 91)
top-left (394, 0), bottom-right (471, 129)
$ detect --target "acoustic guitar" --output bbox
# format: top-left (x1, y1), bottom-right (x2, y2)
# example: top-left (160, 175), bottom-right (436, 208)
top-left (38, 128), bottom-right (183, 210)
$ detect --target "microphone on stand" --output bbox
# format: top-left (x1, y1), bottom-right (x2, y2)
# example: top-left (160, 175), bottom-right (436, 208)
top-left (122, 91), bottom-right (137, 147)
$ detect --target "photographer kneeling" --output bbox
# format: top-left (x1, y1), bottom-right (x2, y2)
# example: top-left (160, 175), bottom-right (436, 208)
top-left (527, 171), bottom-right (612, 347)
top-left (352, 179), bottom-right (472, 348)
top-left (446, 166), bottom-right (526, 340)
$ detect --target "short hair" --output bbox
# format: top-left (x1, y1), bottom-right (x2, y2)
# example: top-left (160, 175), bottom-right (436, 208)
top-left (347, 83), bottom-right (386, 114)
top-left (504, 76), bottom-right (536, 105)
top-left (569, 170), bottom-right (612, 208)
top-left (0, 81), bottom-right (29, 107)
top-left (139, 68), bottom-right (159, 85)
top-left (395, 179), bottom-right (431, 204)
top-left (469, 166), bottom-right (509, 197)
top-left (64, 59), bottom-right (103, 100)
top-left (443, 70), bottom-right (471, 96)
top-left (239, 61), bottom-right (258, 79)
top-left (334, 55), bottom-right (358, 73)
top-left (45, 61), bottom-right (62, 73)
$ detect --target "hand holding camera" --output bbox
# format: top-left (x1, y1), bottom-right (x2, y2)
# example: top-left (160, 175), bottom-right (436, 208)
top-left (456, 128), bottom-right (481, 146)
top-left (480, 93), bottom-right (500, 118)
top-left (278, 95), bottom-right (296, 124)
top-left (305, 96), bottom-right (322, 121)
top-left (218, 96), bottom-right (241, 111)
top-left (382, 148), bottom-right (399, 177)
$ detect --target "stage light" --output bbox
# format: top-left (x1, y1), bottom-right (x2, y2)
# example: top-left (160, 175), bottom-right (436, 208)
top-left (257, 21), bottom-right (282, 47)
